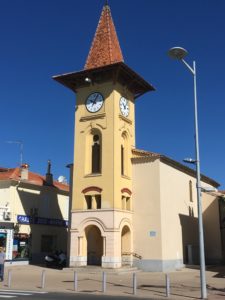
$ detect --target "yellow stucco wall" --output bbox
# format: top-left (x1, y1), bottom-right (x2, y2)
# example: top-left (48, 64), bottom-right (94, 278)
top-left (160, 161), bottom-right (222, 263)
top-left (72, 82), bottom-right (134, 211)
top-left (159, 161), bottom-right (198, 261)
top-left (132, 158), bottom-right (222, 267)
top-left (132, 158), bottom-right (162, 259)
top-left (202, 193), bottom-right (223, 263)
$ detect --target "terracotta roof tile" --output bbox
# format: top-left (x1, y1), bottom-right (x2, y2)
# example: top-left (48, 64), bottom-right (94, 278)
top-left (84, 4), bottom-right (124, 70)
top-left (0, 167), bottom-right (69, 192)
top-left (132, 148), bottom-right (161, 158)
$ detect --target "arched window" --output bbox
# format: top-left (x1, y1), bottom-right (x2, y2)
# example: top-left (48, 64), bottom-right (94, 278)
top-left (121, 132), bottom-right (129, 176)
top-left (121, 188), bottom-right (132, 211)
top-left (121, 145), bottom-right (124, 175)
top-left (189, 180), bottom-right (193, 202)
top-left (85, 129), bottom-right (102, 175)
top-left (85, 195), bottom-right (101, 209)
top-left (92, 134), bottom-right (101, 173)
top-left (82, 186), bottom-right (102, 210)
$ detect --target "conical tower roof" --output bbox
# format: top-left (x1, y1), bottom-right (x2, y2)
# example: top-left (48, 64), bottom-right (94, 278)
top-left (84, 3), bottom-right (124, 70)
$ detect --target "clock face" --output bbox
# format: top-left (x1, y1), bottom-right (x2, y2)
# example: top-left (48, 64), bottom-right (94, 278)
top-left (120, 97), bottom-right (129, 117)
top-left (85, 92), bottom-right (104, 113)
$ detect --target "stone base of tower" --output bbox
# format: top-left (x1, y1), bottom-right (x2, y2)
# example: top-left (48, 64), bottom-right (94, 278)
top-left (69, 256), bottom-right (87, 267)
top-left (68, 210), bottom-right (133, 269)
top-left (101, 256), bottom-right (121, 268)
top-left (69, 256), bottom-right (122, 268)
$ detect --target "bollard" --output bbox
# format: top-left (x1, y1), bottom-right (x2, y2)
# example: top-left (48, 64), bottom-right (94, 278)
top-left (102, 271), bottom-right (106, 293)
top-left (41, 270), bottom-right (46, 289)
top-left (7, 270), bottom-right (12, 288)
top-left (73, 271), bottom-right (78, 291)
top-left (165, 273), bottom-right (170, 297)
top-left (133, 272), bottom-right (137, 295)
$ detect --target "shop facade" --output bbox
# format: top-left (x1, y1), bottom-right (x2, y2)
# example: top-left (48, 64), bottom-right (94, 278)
top-left (0, 164), bottom-right (69, 265)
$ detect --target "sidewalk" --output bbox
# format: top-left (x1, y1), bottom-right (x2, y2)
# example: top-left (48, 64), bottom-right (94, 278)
top-left (0, 264), bottom-right (224, 299)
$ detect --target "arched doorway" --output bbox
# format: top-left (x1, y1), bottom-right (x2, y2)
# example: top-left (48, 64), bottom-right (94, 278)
top-left (85, 225), bottom-right (103, 266)
top-left (121, 225), bottom-right (131, 266)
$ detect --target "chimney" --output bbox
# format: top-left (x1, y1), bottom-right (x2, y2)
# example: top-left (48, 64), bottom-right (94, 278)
top-left (20, 163), bottom-right (29, 180)
top-left (45, 160), bottom-right (53, 186)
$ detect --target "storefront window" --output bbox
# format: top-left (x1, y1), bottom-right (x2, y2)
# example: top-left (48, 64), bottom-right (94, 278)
top-left (0, 233), bottom-right (6, 249)
top-left (13, 234), bottom-right (29, 259)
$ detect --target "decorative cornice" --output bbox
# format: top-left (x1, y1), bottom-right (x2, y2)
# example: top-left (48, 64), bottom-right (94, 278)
top-left (80, 113), bottom-right (106, 122)
top-left (119, 114), bottom-right (132, 124)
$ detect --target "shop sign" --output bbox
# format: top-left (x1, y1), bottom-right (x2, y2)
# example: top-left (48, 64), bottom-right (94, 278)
top-left (17, 215), bottom-right (30, 224)
top-left (0, 222), bottom-right (14, 229)
top-left (17, 215), bottom-right (68, 227)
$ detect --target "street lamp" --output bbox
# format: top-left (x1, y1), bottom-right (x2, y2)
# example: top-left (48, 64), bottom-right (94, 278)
top-left (168, 47), bottom-right (207, 299)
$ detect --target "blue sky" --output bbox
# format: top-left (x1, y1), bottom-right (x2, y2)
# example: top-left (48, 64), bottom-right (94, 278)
top-left (0, 0), bottom-right (224, 188)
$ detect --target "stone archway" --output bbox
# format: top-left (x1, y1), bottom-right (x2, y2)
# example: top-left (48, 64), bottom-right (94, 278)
top-left (121, 225), bottom-right (131, 266)
top-left (85, 225), bottom-right (103, 266)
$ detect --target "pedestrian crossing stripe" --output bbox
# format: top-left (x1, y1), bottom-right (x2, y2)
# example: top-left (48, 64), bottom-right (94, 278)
top-left (0, 292), bottom-right (31, 296)
top-left (0, 289), bottom-right (47, 294)
top-left (0, 290), bottom-right (48, 299)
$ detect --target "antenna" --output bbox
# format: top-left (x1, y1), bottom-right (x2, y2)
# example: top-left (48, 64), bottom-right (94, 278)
top-left (5, 140), bottom-right (23, 166)
top-left (58, 175), bottom-right (67, 183)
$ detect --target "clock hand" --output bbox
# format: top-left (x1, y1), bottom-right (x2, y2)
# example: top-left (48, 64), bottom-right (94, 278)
top-left (93, 94), bottom-right (99, 105)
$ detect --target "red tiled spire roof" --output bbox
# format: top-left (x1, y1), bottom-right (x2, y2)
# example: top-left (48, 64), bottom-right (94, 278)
top-left (84, 3), bottom-right (124, 70)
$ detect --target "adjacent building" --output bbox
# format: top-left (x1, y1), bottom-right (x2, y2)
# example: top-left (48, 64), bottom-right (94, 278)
top-left (0, 162), bottom-right (69, 264)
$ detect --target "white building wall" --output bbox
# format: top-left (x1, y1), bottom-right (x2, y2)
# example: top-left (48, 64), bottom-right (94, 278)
top-left (0, 180), bottom-right (69, 264)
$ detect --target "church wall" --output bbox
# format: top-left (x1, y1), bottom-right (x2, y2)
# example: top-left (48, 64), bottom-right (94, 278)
top-left (132, 157), bottom-right (220, 272)
top-left (159, 161), bottom-right (219, 269)
top-left (159, 161), bottom-right (196, 270)
top-left (202, 193), bottom-right (223, 264)
top-left (132, 158), bottom-right (163, 271)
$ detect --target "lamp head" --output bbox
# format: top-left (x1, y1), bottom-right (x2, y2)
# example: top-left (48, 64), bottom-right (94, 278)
top-left (183, 158), bottom-right (196, 164)
top-left (85, 77), bottom-right (92, 83)
top-left (168, 47), bottom-right (188, 60)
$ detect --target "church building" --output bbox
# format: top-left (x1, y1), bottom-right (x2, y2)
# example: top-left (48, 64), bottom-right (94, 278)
top-left (53, 3), bottom-right (223, 271)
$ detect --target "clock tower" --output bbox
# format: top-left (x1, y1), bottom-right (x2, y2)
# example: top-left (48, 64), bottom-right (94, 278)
top-left (54, 3), bottom-right (154, 268)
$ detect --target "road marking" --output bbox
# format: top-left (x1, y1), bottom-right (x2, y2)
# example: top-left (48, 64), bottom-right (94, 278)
top-left (0, 292), bottom-right (31, 296)
top-left (0, 290), bottom-right (47, 294)
top-left (0, 289), bottom-right (48, 298)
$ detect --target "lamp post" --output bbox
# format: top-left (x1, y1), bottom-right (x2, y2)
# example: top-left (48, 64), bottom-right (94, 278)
top-left (168, 47), bottom-right (207, 299)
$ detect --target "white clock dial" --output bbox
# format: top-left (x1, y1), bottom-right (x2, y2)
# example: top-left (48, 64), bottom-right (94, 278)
top-left (85, 92), bottom-right (104, 113)
top-left (120, 97), bottom-right (129, 117)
